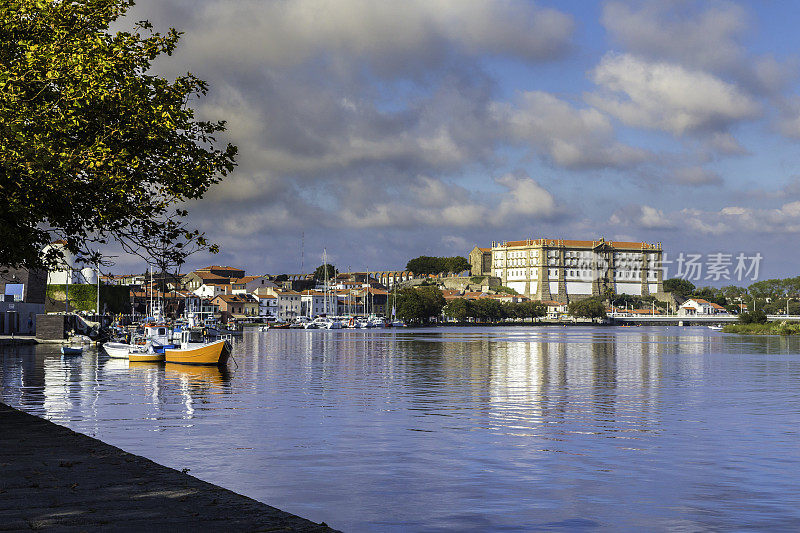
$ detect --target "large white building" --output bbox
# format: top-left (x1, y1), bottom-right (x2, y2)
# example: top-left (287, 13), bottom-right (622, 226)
top-left (41, 240), bottom-right (97, 285)
top-left (470, 238), bottom-right (664, 301)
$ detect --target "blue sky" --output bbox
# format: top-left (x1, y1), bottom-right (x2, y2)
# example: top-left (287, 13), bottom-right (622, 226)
top-left (115, 0), bottom-right (800, 284)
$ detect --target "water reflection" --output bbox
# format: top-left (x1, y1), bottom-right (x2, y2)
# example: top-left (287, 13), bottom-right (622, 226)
top-left (2, 327), bottom-right (800, 532)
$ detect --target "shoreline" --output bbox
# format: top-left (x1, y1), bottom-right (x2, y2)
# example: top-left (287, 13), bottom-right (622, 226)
top-left (0, 402), bottom-right (339, 532)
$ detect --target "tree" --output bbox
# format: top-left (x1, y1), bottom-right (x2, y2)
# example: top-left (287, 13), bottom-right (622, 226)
top-left (313, 263), bottom-right (337, 282)
top-left (514, 301), bottom-right (546, 320)
top-left (568, 299), bottom-right (606, 319)
top-left (443, 256), bottom-right (470, 274)
top-left (443, 298), bottom-right (472, 322)
top-left (1, 0), bottom-right (237, 271)
top-left (406, 255), bottom-right (470, 275)
top-left (663, 278), bottom-right (695, 299)
top-left (472, 298), bottom-right (504, 323)
top-left (395, 286), bottom-right (445, 324)
top-left (739, 310), bottom-right (767, 324)
top-left (406, 256), bottom-right (441, 275)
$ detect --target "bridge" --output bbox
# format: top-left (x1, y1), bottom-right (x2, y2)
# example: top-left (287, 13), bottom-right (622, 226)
top-left (610, 314), bottom-right (800, 325)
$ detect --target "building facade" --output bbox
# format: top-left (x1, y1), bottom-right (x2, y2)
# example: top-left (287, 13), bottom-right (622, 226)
top-left (478, 238), bottom-right (663, 301)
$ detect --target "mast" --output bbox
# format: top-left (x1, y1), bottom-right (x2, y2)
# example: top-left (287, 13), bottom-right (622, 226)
top-left (96, 263), bottom-right (100, 317)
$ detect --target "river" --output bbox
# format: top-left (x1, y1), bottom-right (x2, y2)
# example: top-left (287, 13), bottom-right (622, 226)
top-left (2, 326), bottom-right (800, 531)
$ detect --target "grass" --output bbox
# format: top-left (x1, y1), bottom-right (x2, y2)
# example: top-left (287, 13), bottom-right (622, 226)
top-left (722, 321), bottom-right (800, 335)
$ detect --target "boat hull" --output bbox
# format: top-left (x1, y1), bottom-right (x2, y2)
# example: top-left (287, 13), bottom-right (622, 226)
top-left (61, 346), bottom-right (82, 356)
top-left (103, 342), bottom-right (134, 359)
top-left (129, 352), bottom-right (166, 363)
top-left (165, 340), bottom-right (231, 366)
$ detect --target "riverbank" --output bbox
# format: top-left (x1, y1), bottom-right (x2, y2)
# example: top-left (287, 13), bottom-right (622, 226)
top-left (722, 322), bottom-right (800, 335)
top-left (0, 402), bottom-right (338, 532)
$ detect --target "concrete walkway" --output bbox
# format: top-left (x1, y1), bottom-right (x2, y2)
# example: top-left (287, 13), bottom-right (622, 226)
top-left (0, 403), bottom-right (339, 532)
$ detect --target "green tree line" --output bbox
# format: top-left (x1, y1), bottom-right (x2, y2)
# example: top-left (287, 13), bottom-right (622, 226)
top-left (405, 256), bottom-right (470, 275)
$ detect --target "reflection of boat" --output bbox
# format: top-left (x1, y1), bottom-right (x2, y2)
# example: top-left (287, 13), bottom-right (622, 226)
top-left (165, 363), bottom-right (231, 385)
top-left (129, 352), bottom-right (165, 363)
top-left (60, 345), bottom-right (83, 356)
top-left (165, 331), bottom-right (231, 366)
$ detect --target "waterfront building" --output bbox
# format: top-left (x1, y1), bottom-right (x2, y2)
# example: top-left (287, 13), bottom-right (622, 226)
top-left (253, 294), bottom-right (278, 319)
top-left (41, 240), bottom-right (97, 285)
top-left (471, 238), bottom-right (664, 301)
top-left (231, 275), bottom-right (276, 294)
top-left (678, 298), bottom-right (728, 316)
top-left (255, 287), bottom-right (302, 320)
top-left (0, 266), bottom-right (47, 335)
top-left (211, 294), bottom-right (259, 322)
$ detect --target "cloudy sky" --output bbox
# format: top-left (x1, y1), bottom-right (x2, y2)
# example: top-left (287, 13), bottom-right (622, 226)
top-left (118, 0), bottom-right (800, 282)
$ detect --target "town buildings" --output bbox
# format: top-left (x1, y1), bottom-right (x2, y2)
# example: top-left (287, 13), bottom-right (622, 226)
top-left (470, 237), bottom-right (664, 301)
top-left (0, 266), bottom-right (47, 334)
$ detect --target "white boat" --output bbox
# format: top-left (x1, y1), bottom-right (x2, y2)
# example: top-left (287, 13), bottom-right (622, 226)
top-left (103, 341), bottom-right (150, 359)
top-left (312, 317), bottom-right (341, 329)
top-left (708, 325), bottom-right (724, 331)
top-left (61, 345), bottom-right (83, 356)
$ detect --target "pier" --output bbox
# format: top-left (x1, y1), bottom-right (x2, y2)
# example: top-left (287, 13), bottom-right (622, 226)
top-left (0, 402), bottom-right (338, 532)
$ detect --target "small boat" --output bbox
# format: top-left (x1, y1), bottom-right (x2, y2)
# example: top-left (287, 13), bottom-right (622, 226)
top-left (165, 331), bottom-right (232, 366)
top-left (60, 345), bottom-right (83, 356)
top-left (708, 325), bottom-right (724, 331)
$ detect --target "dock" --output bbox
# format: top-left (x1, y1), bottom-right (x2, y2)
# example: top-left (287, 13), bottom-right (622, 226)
top-left (0, 402), bottom-right (338, 532)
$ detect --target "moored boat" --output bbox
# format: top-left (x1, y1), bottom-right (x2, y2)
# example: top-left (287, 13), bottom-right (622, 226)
top-left (165, 331), bottom-right (231, 366)
top-left (60, 345), bottom-right (83, 356)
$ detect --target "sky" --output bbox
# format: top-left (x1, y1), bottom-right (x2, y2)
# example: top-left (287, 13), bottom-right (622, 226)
top-left (113, 0), bottom-right (800, 283)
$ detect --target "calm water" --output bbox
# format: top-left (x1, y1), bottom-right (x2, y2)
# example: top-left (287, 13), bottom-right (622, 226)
top-left (3, 327), bottom-right (800, 531)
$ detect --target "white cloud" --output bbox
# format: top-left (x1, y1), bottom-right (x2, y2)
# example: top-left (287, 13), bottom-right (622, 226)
top-left (638, 205), bottom-right (675, 229)
top-left (494, 91), bottom-right (651, 169)
top-left (588, 54), bottom-right (760, 135)
top-left (169, 0), bottom-right (573, 74)
top-left (602, 1), bottom-right (747, 72)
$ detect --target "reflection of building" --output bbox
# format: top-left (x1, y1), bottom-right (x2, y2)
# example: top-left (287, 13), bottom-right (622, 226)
top-left (0, 266), bottom-right (46, 334)
top-left (471, 238), bottom-right (664, 302)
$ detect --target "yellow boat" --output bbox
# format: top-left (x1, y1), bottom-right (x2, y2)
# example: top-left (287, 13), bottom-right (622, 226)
top-left (164, 338), bottom-right (231, 366)
top-left (129, 352), bottom-right (166, 363)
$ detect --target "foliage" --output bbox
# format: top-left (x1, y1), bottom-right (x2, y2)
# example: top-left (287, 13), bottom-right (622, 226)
top-left (442, 298), bottom-right (545, 322)
top-left (395, 286), bottom-right (445, 324)
top-left (313, 263), bottom-right (337, 282)
top-left (738, 310), bottom-right (768, 324)
top-left (568, 298), bottom-right (607, 319)
top-left (1, 0), bottom-right (237, 271)
top-left (443, 298), bottom-right (472, 322)
top-left (46, 284), bottom-right (130, 313)
top-left (494, 286), bottom-right (518, 295)
top-left (663, 278), bottom-right (696, 298)
top-left (469, 276), bottom-right (486, 284)
top-left (406, 256), bottom-right (470, 275)
top-left (274, 274), bottom-right (289, 282)
top-left (723, 322), bottom-right (800, 335)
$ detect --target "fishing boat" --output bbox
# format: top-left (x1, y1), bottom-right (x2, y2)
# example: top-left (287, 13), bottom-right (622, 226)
top-left (60, 345), bottom-right (83, 356)
top-left (164, 331), bottom-right (232, 366)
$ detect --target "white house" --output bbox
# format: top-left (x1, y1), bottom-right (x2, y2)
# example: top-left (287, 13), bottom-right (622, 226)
top-left (255, 287), bottom-right (301, 320)
top-left (232, 275), bottom-right (277, 295)
top-left (253, 293), bottom-right (278, 319)
top-left (679, 298), bottom-right (727, 316)
top-left (193, 283), bottom-right (233, 299)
